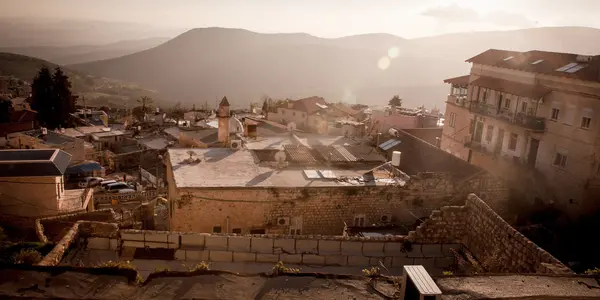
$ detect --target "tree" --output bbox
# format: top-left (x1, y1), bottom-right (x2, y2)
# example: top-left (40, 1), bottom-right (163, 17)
top-left (0, 97), bottom-right (13, 123)
top-left (261, 97), bottom-right (270, 114)
top-left (169, 102), bottom-right (185, 124)
top-left (133, 96), bottom-right (155, 121)
top-left (53, 67), bottom-right (76, 128)
top-left (31, 66), bottom-right (54, 127)
top-left (31, 66), bottom-right (76, 129)
top-left (389, 95), bottom-right (402, 107)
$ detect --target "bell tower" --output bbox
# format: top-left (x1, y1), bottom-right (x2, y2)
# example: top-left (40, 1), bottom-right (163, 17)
top-left (218, 96), bottom-right (231, 144)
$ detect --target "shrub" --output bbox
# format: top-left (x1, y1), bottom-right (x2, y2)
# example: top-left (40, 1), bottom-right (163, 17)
top-left (442, 271), bottom-right (454, 276)
top-left (362, 266), bottom-right (380, 278)
top-left (271, 261), bottom-right (300, 275)
top-left (154, 267), bottom-right (170, 273)
top-left (13, 249), bottom-right (42, 265)
top-left (584, 268), bottom-right (600, 275)
top-left (189, 261), bottom-right (210, 273)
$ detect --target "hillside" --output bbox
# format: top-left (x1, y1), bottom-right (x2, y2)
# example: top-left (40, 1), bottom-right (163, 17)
top-left (0, 37), bottom-right (170, 65)
top-left (0, 52), bottom-right (156, 108)
top-left (69, 26), bottom-right (600, 109)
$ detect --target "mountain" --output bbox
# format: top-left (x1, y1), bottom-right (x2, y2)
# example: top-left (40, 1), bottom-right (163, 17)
top-left (68, 26), bottom-right (600, 110)
top-left (0, 37), bottom-right (170, 65)
top-left (0, 52), bottom-right (156, 108)
top-left (0, 19), bottom-right (184, 47)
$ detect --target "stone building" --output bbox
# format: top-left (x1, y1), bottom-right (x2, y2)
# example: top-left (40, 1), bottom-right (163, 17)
top-left (7, 129), bottom-right (93, 163)
top-left (164, 141), bottom-right (509, 234)
top-left (0, 149), bottom-right (93, 217)
top-left (440, 49), bottom-right (600, 215)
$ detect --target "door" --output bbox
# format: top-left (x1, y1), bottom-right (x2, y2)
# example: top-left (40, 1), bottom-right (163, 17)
top-left (495, 129), bottom-right (505, 154)
top-left (496, 94), bottom-right (503, 115)
top-left (289, 216), bottom-right (303, 235)
top-left (467, 150), bottom-right (473, 163)
top-left (473, 122), bottom-right (484, 142)
top-left (528, 138), bottom-right (540, 167)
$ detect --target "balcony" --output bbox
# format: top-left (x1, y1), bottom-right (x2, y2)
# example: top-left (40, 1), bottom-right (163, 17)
top-left (446, 94), bottom-right (470, 108)
top-left (470, 102), bottom-right (545, 132)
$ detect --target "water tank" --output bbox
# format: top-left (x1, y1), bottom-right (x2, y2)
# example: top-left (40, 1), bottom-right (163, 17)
top-left (392, 151), bottom-right (401, 167)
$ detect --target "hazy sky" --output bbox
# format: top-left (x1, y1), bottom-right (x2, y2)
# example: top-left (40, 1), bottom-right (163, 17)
top-left (2, 0), bottom-right (600, 38)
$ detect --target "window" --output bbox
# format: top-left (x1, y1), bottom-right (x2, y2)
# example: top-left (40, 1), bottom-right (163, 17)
top-left (521, 102), bottom-right (528, 113)
top-left (582, 117), bottom-right (592, 129)
top-left (508, 133), bottom-right (518, 151)
top-left (212, 226), bottom-right (222, 233)
top-left (481, 89), bottom-right (488, 103)
top-left (232, 228), bottom-right (242, 234)
top-left (250, 229), bottom-right (266, 234)
top-left (353, 214), bottom-right (366, 227)
top-left (448, 112), bottom-right (456, 128)
top-left (497, 94), bottom-right (503, 106)
top-left (485, 125), bottom-right (493, 142)
top-left (504, 98), bottom-right (511, 109)
top-left (551, 108), bottom-right (559, 121)
top-left (553, 152), bottom-right (568, 168)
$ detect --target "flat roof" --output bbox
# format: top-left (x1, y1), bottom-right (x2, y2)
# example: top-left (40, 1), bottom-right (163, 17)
top-left (168, 148), bottom-right (405, 188)
top-left (0, 149), bottom-right (71, 177)
top-left (91, 130), bottom-right (126, 138)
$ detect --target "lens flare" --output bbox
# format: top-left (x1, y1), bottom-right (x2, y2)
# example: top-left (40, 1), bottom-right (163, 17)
top-left (378, 56), bottom-right (391, 70)
top-left (388, 47), bottom-right (400, 59)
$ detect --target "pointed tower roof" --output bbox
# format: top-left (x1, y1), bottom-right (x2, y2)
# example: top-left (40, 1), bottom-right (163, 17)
top-left (219, 97), bottom-right (230, 107)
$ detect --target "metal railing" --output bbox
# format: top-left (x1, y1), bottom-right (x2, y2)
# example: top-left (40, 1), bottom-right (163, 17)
top-left (470, 102), bottom-right (545, 131)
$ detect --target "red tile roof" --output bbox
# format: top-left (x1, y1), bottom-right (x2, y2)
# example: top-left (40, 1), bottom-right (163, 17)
top-left (470, 76), bottom-right (551, 100)
top-left (466, 49), bottom-right (600, 82)
top-left (443, 75), bottom-right (470, 86)
top-left (291, 96), bottom-right (328, 115)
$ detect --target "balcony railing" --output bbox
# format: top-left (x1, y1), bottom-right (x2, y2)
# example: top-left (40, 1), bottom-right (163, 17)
top-left (470, 102), bottom-right (545, 132)
top-left (446, 94), bottom-right (470, 108)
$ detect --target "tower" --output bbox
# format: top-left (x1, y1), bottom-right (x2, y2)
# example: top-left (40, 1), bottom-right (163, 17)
top-left (218, 96), bottom-right (230, 144)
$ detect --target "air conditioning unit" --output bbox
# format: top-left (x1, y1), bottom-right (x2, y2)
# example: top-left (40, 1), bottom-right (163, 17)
top-left (277, 217), bottom-right (290, 226)
top-left (380, 214), bottom-right (393, 223)
top-left (230, 139), bottom-right (242, 149)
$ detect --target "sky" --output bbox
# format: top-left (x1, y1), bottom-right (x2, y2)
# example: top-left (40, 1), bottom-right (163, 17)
top-left (2, 0), bottom-right (600, 38)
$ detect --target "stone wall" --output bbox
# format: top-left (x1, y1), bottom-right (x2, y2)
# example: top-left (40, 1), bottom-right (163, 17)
top-left (94, 188), bottom-right (165, 204)
top-left (36, 209), bottom-right (118, 243)
top-left (408, 194), bottom-right (571, 274)
top-left (107, 149), bottom-right (162, 172)
top-left (172, 172), bottom-right (509, 235)
top-left (113, 230), bottom-right (458, 272)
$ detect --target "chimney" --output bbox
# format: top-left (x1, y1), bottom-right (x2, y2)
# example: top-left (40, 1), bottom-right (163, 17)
top-left (391, 151), bottom-right (401, 167)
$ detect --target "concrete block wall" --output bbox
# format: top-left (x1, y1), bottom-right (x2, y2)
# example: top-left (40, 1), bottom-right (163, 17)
top-left (117, 230), bottom-right (458, 272)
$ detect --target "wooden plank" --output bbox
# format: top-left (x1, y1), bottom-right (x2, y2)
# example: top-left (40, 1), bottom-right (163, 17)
top-left (404, 265), bottom-right (442, 295)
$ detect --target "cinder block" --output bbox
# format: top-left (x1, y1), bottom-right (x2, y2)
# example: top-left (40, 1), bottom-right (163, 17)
top-left (383, 242), bottom-right (402, 254)
top-left (120, 231), bottom-right (144, 241)
top-left (413, 257), bottom-right (436, 272)
top-left (325, 255), bottom-right (347, 266)
top-left (280, 254), bottom-right (302, 264)
top-left (186, 250), bottom-right (209, 261)
top-left (362, 242), bottom-right (385, 257)
top-left (87, 237), bottom-right (109, 250)
top-left (441, 244), bottom-right (461, 256)
top-left (168, 233), bottom-right (181, 245)
top-left (296, 240), bottom-right (318, 254)
top-left (392, 256), bottom-right (413, 268)
top-left (274, 239), bottom-right (296, 254)
top-left (228, 236), bottom-right (251, 252)
top-left (435, 257), bottom-right (455, 269)
top-left (145, 241), bottom-right (169, 249)
top-left (205, 235), bottom-right (228, 251)
top-left (347, 255), bottom-right (370, 267)
top-left (181, 234), bottom-right (205, 248)
top-left (209, 251), bottom-right (233, 262)
top-left (421, 244), bottom-right (444, 257)
top-left (251, 238), bottom-right (274, 254)
top-left (233, 252), bottom-right (256, 262)
top-left (122, 240), bottom-right (144, 248)
top-left (144, 232), bottom-right (168, 242)
top-left (109, 239), bottom-right (118, 250)
top-left (341, 241), bottom-right (363, 255)
top-left (406, 244), bottom-right (423, 258)
top-left (302, 254), bottom-right (325, 265)
top-left (256, 253), bottom-right (280, 263)
top-left (318, 240), bottom-right (341, 255)
top-left (175, 250), bottom-right (186, 260)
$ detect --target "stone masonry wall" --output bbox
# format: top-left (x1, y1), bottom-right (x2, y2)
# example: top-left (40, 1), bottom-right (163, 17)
top-left (408, 194), bottom-right (571, 274)
top-left (172, 172), bottom-right (509, 235)
top-left (36, 209), bottom-right (117, 243)
top-left (111, 230), bottom-right (458, 273)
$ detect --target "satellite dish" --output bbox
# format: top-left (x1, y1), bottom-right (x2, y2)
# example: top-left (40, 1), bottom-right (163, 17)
top-left (274, 151), bottom-right (287, 165)
top-left (287, 122), bottom-right (296, 132)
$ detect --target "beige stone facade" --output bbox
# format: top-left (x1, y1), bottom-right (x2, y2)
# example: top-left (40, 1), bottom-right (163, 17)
top-left (441, 50), bottom-right (600, 215)
top-left (7, 131), bottom-right (89, 163)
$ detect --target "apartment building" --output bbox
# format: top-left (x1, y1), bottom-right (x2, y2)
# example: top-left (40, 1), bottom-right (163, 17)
top-left (441, 49), bottom-right (600, 215)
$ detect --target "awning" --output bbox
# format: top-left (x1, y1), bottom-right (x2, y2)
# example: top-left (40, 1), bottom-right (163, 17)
top-left (65, 161), bottom-right (104, 174)
top-left (470, 76), bottom-right (551, 100)
top-left (443, 75), bottom-right (470, 86)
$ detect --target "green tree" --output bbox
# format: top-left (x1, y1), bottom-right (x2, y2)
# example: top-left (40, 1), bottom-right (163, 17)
top-left (0, 97), bottom-right (13, 123)
top-left (133, 96), bottom-right (155, 121)
top-left (388, 95), bottom-right (402, 107)
top-left (31, 66), bottom-right (76, 129)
